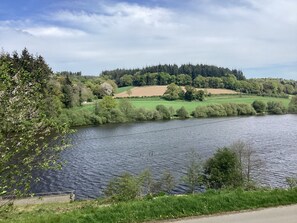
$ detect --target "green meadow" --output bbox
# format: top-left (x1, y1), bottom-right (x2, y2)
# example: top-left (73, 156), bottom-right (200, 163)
top-left (79, 95), bottom-right (290, 113)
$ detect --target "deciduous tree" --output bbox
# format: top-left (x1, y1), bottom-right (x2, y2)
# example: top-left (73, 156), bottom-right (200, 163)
top-left (0, 50), bottom-right (70, 196)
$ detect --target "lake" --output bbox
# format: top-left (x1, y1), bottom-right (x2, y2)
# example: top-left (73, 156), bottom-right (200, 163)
top-left (31, 115), bottom-right (297, 199)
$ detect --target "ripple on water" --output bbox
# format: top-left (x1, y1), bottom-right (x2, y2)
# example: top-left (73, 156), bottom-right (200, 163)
top-left (31, 115), bottom-right (297, 199)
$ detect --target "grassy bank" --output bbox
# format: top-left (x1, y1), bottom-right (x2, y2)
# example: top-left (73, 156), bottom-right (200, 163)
top-left (78, 95), bottom-right (290, 113)
top-left (2, 188), bottom-right (297, 223)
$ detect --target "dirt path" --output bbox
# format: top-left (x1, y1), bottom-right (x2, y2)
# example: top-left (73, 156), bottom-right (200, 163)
top-left (157, 205), bottom-right (297, 223)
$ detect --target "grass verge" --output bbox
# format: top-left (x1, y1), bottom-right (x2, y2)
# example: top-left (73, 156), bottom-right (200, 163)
top-left (1, 188), bottom-right (297, 223)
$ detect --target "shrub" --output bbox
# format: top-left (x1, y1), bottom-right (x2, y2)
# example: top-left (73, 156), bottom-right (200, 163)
top-left (156, 105), bottom-right (171, 120)
top-left (288, 96), bottom-right (297, 113)
top-left (252, 100), bottom-right (267, 113)
top-left (104, 173), bottom-right (141, 202)
top-left (236, 104), bottom-right (256, 115)
top-left (222, 103), bottom-right (239, 116)
top-left (204, 148), bottom-right (243, 189)
top-left (176, 106), bottom-right (190, 119)
top-left (135, 108), bottom-right (150, 121)
top-left (183, 150), bottom-right (203, 193)
top-left (206, 104), bottom-right (227, 117)
top-left (286, 177), bottom-right (297, 189)
top-left (267, 101), bottom-right (287, 114)
top-left (192, 106), bottom-right (209, 118)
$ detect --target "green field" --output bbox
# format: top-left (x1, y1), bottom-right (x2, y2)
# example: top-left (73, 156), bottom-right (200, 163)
top-left (79, 95), bottom-right (290, 113)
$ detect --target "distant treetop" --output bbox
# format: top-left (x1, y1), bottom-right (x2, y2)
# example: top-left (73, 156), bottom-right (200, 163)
top-left (101, 63), bottom-right (246, 83)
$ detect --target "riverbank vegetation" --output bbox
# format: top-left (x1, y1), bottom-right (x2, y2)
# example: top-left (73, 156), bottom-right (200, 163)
top-left (59, 94), bottom-right (293, 127)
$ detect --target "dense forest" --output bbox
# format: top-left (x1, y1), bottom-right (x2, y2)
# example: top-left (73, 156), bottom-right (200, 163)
top-left (102, 64), bottom-right (246, 82)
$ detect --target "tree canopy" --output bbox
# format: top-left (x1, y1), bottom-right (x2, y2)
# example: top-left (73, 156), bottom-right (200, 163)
top-left (0, 49), bottom-right (70, 195)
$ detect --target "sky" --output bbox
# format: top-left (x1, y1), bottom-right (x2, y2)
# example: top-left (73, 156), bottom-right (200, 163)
top-left (0, 0), bottom-right (296, 79)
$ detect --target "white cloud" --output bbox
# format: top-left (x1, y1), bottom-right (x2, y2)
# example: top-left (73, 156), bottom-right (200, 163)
top-left (23, 27), bottom-right (86, 38)
top-left (0, 0), bottom-right (296, 79)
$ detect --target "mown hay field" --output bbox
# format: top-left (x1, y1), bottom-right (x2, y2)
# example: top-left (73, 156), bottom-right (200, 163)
top-left (115, 86), bottom-right (238, 98)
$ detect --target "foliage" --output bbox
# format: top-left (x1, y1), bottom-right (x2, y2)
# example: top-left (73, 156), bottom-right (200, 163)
top-left (230, 141), bottom-right (264, 188)
top-left (102, 63), bottom-right (246, 84)
top-left (192, 103), bottom-right (256, 118)
top-left (104, 173), bottom-right (141, 202)
top-left (176, 106), bottom-right (190, 119)
top-left (104, 169), bottom-right (175, 202)
top-left (252, 100), bottom-right (267, 114)
top-left (286, 177), bottom-right (297, 189)
top-left (156, 105), bottom-right (171, 120)
top-left (61, 76), bottom-right (75, 108)
top-left (120, 75), bottom-right (133, 86)
top-left (267, 101), bottom-right (287, 114)
top-left (184, 86), bottom-right (196, 101)
top-left (0, 49), bottom-right (70, 196)
top-left (102, 64), bottom-right (297, 96)
top-left (99, 96), bottom-right (117, 112)
top-left (159, 170), bottom-right (175, 194)
top-left (203, 148), bottom-right (242, 189)
top-left (118, 99), bottom-right (136, 121)
top-left (163, 83), bottom-right (184, 100)
top-left (288, 96), bottom-right (297, 113)
top-left (183, 150), bottom-right (203, 193)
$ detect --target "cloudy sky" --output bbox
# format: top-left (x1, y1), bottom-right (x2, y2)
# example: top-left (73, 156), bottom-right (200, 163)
top-left (0, 0), bottom-right (296, 79)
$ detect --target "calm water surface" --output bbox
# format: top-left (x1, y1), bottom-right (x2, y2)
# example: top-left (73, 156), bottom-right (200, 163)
top-left (32, 115), bottom-right (297, 199)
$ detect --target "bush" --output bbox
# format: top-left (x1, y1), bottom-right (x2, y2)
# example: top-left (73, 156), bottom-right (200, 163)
top-left (222, 103), bottom-right (239, 116)
top-left (236, 104), bottom-right (256, 115)
top-left (183, 150), bottom-right (203, 193)
top-left (60, 110), bottom-right (95, 126)
top-left (192, 103), bottom-right (255, 118)
top-left (192, 106), bottom-right (209, 118)
top-left (288, 96), bottom-right (297, 113)
top-left (286, 177), bottom-right (297, 189)
top-left (104, 173), bottom-right (141, 202)
top-left (135, 108), bottom-right (150, 121)
top-left (206, 104), bottom-right (227, 117)
top-left (252, 100), bottom-right (267, 113)
top-left (176, 106), bottom-right (190, 119)
top-left (267, 101), bottom-right (287, 114)
top-left (156, 105), bottom-right (171, 120)
top-left (204, 148), bottom-right (243, 189)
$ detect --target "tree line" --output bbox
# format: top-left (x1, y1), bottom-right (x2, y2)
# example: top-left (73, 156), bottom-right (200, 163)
top-left (102, 64), bottom-right (246, 82)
